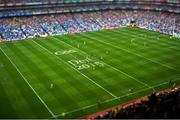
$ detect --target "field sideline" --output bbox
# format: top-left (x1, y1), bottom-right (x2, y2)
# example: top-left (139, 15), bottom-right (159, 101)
top-left (0, 27), bottom-right (180, 118)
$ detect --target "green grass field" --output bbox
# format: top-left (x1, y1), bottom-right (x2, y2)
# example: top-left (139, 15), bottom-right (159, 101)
top-left (0, 27), bottom-right (180, 118)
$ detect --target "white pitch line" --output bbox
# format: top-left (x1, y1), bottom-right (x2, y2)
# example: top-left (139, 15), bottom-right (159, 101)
top-left (53, 77), bottom-right (180, 118)
top-left (32, 40), bottom-right (117, 98)
top-left (91, 28), bottom-right (180, 56)
top-left (112, 29), bottom-right (180, 51)
top-left (52, 37), bottom-right (152, 89)
top-left (82, 34), bottom-right (180, 73)
top-left (0, 46), bottom-right (56, 118)
top-left (95, 29), bottom-right (173, 48)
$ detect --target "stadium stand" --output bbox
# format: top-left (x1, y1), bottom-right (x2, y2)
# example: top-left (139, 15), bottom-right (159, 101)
top-left (0, 11), bottom-right (179, 41)
top-left (93, 87), bottom-right (180, 119)
top-left (0, 0), bottom-right (179, 119)
top-left (0, 0), bottom-right (179, 41)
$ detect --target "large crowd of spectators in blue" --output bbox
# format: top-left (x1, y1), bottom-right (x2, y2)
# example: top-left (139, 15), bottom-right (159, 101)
top-left (0, 11), bottom-right (179, 41)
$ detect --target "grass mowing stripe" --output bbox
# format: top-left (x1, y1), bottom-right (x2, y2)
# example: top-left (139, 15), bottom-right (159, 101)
top-left (53, 77), bottom-right (180, 118)
top-left (91, 28), bottom-right (179, 53)
top-left (61, 33), bottom-right (179, 86)
top-left (1, 27), bottom-right (180, 118)
top-left (40, 36), bottom-right (144, 97)
top-left (91, 28), bottom-right (178, 52)
top-left (0, 43), bottom-right (55, 118)
top-left (91, 29), bottom-right (180, 69)
top-left (39, 37), bottom-right (140, 97)
top-left (31, 38), bottom-right (115, 109)
top-left (32, 40), bottom-right (117, 98)
top-left (70, 32), bottom-right (180, 86)
top-left (0, 46), bottom-right (56, 118)
top-left (52, 37), bottom-right (153, 90)
top-left (127, 27), bottom-right (178, 41)
top-left (112, 29), bottom-right (179, 50)
top-left (115, 28), bottom-right (180, 50)
top-left (80, 33), bottom-right (180, 73)
top-left (18, 40), bottom-right (86, 112)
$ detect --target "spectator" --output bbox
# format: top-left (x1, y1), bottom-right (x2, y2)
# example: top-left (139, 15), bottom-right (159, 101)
top-left (0, 11), bottom-right (179, 41)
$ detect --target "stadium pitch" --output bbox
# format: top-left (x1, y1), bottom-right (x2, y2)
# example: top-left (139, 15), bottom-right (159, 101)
top-left (0, 27), bottom-right (180, 118)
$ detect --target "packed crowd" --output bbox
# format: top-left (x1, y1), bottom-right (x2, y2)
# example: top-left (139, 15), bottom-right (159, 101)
top-left (94, 87), bottom-right (180, 119)
top-left (0, 11), bottom-right (179, 41)
top-left (1, 0), bottom-right (179, 4)
top-left (1, 4), bottom-right (179, 18)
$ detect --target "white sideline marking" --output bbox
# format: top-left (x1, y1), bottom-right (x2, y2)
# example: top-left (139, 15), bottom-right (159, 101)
top-left (110, 29), bottom-right (180, 55)
top-left (52, 37), bottom-right (152, 89)
top-left (53, 77), bottom-right (180, 118)
top-left (92, 29), bottom-right (180, 60)
top-left (112, 29), bottom-right (178, 49)
top-left (32, 40), bottom-right (117, 98)
top-left (83, 34), bottom-right (180, 73)
top-left (0, 46), bottom-right (56, 118)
